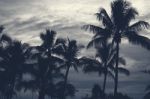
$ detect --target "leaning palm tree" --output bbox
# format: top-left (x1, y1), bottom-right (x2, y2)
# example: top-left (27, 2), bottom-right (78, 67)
top-left (83, 0), bottom-right (150, 95)
top-left (55, 38), bottom-right (82, 99)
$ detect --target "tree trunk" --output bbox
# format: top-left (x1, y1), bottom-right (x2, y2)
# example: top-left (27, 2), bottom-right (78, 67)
top-left (102, 71), bottom-right (107, 93)
top-left (114, 41), bottom-right (119, 96)
top-left (62, 66), bottom-right (70, 99)
top-left (102, 61), bottom-right (107, 93)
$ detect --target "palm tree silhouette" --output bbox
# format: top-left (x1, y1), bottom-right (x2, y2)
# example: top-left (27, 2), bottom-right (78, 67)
top-left (111, 0), bottom-right (150, 95)
top-left (80, 44), bottom-right (129, 96)
top-left (17, 29), bottom-right (65, 99)
top-left (83, 0), bottom-right (150, 95)
top-left (80, 43), bottom-right (113, 94)
top-left (54, 38), bottom-right (82, 99)
top-left (0, 40), bottom-right (29, 99)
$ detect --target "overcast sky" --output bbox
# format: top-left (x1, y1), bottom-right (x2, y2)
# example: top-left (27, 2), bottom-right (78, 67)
top-left (0, 0), bottom-right (150, 99)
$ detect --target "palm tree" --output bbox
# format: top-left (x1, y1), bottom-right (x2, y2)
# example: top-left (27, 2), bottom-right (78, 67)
top-left (111, 0), bottom-right (150, 95)
top-left (0, 40), bottom-right (30, 99)
top-left (83, 0), bottom-right (150, 95)
top-left (80, 43), bottom-right (112, 94)
top-left (17, 29), bottom-right (65, 99)
top-left (80, 44), bottom-right (129, 95)
top-left (55, 38), bottom-right (82, 99)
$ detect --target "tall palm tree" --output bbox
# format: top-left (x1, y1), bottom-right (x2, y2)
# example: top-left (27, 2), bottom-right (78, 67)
top-left (17, 29), bottom-right (65, 99)
top-left (55, 38), bottom-right (82, 99)
top-left (0, 40), bottom-right (30, 99)
top-left (83, 0), bottom-right (150, 95)
top-left (111, 0), bottom-right (150, 95)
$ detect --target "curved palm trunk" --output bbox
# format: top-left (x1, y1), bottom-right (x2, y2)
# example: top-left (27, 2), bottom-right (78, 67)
top-left (114, 41), bottom-right (119, 96)
top-left (62, 66), bottom-right (70, 99)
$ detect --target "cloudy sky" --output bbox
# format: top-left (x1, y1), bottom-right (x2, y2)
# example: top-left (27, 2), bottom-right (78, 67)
top-left (0, 0), bottom-right (150, 99)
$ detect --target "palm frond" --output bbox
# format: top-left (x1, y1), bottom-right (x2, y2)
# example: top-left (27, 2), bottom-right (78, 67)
top-left (55, 38), bottom-right (66, 45)
top-left (96, 44), bottom-right (110, 63)
top-left (87, 36), bottom-right (105, 49)
top-left (126, 31), bottom-right (150, 50)
top-left (82, 25), bottom-right (106, 35)
top-left (128, 21), bottom-right (150, 32)
top-left (124, 7), bottom-right (138, 26)
top-left (80, 57), bottom-right (102, 73)
top-left (50, 55), bottom-right (64, 64)
top-left (95, 8), bottom-right (113, 28)
top-left (65, 40), bottom-right (79, 59)
top-left (118, 67), bottom-right (130, 76)
top-left (52, 44), bottom-right (65, 55)
top-left (40, 29), bottom-right (57, 48)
